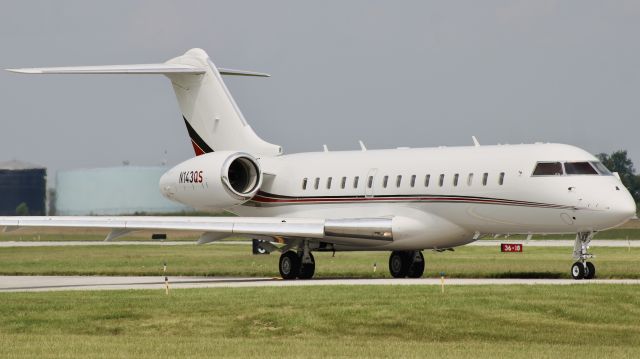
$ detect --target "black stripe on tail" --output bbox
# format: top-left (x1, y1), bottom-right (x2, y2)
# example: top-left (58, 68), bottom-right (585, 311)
top-left (183, 116), bottom-right (214, 155)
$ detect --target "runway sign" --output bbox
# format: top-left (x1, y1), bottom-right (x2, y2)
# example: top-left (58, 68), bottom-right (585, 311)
top-left (501, 243), bottom-right (523, 252)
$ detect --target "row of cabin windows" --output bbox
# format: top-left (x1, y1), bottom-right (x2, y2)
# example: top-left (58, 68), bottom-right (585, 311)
top-left (301, 172), bottom-right (506, 190)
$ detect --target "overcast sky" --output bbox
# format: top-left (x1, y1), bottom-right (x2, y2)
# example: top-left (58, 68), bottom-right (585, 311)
top-left (1, 0), bottom-right (639, 178)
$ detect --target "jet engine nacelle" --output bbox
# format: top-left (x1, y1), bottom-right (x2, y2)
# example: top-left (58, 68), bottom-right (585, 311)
top-left (159, 151), bottom-right (262, 210)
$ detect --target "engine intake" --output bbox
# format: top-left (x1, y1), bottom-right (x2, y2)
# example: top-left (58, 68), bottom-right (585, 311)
top-left (224, 155), bottom-right (261, 198)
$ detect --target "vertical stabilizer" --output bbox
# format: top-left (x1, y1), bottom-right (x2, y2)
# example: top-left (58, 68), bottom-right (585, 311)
top-left (6, 48), bottom-right (281, 156)
top-left (165, 49), bottom-right (282, 156)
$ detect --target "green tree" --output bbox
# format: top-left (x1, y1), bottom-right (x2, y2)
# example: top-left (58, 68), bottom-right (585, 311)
top-left (597, 150), bottom-right (640, 204)
top-left (15, 202), bottom-right (30, 216)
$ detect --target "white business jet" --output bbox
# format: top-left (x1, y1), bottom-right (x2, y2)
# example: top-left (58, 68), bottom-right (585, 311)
top-left (2, 48), bottom-right (636, 280)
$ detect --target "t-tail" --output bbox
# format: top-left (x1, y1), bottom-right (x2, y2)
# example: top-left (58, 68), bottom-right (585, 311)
top-left (7, 48), bottom-right (282, 157)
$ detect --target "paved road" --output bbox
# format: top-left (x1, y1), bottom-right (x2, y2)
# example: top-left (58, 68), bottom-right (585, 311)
top-left (1, 275), bottom-right (639, 292)
top-left (1, 240), bottom-right (639, 247)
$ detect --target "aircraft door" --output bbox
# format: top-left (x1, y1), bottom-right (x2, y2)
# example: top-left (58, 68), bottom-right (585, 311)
top-left (365, 168), bottom-right (377, 198)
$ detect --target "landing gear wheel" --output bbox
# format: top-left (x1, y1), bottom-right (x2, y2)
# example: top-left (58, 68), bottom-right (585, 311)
top-left (298, 252), bottom-right (316, 279)
top-left (584, 262), bottom-right (596, 279)
top-left (389, 251), bottom-right (410, 278)
top-left (571, 261), bottom-right (585, 280)
top-left (407, 252), bottom-right (425, 278)
top-left (279, 251), bottom-right (301, 280)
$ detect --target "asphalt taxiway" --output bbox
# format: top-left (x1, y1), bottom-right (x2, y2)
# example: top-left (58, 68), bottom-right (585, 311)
top-left (1, 275), bottom-right (639, 292)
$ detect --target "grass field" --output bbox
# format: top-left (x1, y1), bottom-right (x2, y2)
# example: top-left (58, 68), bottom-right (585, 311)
top-left (1, 244), bottom-right (639, 279)
top-left (0, 285), bottom-right (639, 358)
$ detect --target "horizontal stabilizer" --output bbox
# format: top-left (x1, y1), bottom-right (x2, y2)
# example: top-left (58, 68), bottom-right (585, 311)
top-left (6, 64), bottom-right (206, 75)
top-left (6, 65), bottom-right (269, 77)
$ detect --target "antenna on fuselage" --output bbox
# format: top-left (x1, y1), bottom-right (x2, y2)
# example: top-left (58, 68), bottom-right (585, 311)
top-left (358, 140), bottom-right (367, 151)
top-left (472, 136), bottom-right (480, 147)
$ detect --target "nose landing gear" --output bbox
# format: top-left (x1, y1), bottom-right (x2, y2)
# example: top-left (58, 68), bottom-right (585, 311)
top-left (571, 232), bottom-right (596, 280)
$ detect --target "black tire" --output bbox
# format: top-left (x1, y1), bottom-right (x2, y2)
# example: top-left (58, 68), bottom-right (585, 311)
top-left (298, 252), bottom-right (316, 280)
top-left (584, 262), bottom-right (596, 279)
top-left (389, 251), bottom-right (410, 278)
top-left (279, 251), bottom-right (301, 280)
top-left (407, 252), bottom-right (425, 278)
top-left (571, 261), bottom-right (585, 280)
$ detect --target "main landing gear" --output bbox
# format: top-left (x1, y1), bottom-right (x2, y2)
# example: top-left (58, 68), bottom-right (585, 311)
top-left (279, 251), bottom-right (315, 280)
top-left (571, 232), bottom-right (596, 280)
top-left (389, 251), bottom-right (425, 278)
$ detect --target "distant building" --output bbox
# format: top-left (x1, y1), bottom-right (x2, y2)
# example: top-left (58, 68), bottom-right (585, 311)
top-left (56, 166), bottom-right (192, 215)
top-left (0, 160), bottom-right (47, 215)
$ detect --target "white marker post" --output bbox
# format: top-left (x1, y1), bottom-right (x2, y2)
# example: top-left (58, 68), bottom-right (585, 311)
top-left (163, 262), bottom-right (169, 295)
top-left (440, 272), bottom-right (445, 294)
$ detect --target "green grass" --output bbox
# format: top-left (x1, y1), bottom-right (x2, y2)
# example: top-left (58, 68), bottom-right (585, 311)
top-left (1, 244), bottom-right (639, 279)
top-left (0, 285), bottom-right (639, 358)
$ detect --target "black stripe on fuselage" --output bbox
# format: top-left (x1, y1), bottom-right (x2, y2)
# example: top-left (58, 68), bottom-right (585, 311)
top-left (183, 116), bottom-right (214, 153)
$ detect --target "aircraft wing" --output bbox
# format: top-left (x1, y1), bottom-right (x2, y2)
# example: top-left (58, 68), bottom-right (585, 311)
top-left (0, 216), bottom-right (393, 245)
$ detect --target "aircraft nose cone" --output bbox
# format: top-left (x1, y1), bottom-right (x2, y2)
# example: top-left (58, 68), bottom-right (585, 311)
top-left (611, 189), bottom-right (637, 222)
top-left (620, 196), bottom-right (637, 218)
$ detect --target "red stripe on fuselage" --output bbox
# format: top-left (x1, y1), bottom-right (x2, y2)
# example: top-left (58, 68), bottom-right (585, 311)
top-left (250, 194), bottom-right (573, 209)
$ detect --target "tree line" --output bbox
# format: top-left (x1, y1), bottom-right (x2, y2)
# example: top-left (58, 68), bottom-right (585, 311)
top-left (597, 150), bottom-right (640, 209)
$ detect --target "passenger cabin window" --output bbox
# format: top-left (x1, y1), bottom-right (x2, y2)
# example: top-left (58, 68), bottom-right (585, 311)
top-left (314, 177), bottom-right (320, 190)
top-left (499, 172), bottom-right (505, 185)
top-left (302, 178), bottom-right (308, 190)
top-left (482, 173), bottom-right (488, 186)
top-left (367, 176), bottom-right (374, 188)
top-left (439, 174), bottom-right (445, 187)
top-left (565, 162), bottom-right (598, 175)
top-left (410, 175), bottom-right (416, 187)
top-left (341, 177), bottom-right (347, 189)
top-left (467, 173), bottom-right (473, 186)
top-left (383, 176), bottom-right (389, 188)
top-left (353, 176), bottom-right (359, 188)
top-left (396, 175), bottom-right (402, 188)
top-left (532, 162), bottom-right (563, 176)
top-left (326, 177), bottom-right (332, 189)
top-left (425, 174), bottom-right (430, 187)
top-left (453, 174), bottom-right (459, 187)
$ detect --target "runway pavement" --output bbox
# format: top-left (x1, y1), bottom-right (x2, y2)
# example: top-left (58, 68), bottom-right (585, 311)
top-left (0, 239), bottom-right (639, 247)
top-left (1, 275), bottom-right (639, 292)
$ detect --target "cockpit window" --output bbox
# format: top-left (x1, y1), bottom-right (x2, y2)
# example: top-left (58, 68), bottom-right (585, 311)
top-left (591, 161), bottom-right (613, 175)
top-left (564, 162), bottom-right (598, 175)
top-left (532, 162), bottom-right (563, 176)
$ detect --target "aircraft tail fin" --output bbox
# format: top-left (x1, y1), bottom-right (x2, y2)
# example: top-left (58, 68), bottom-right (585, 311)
top-left (7, 48), bottom-right (282, 157)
